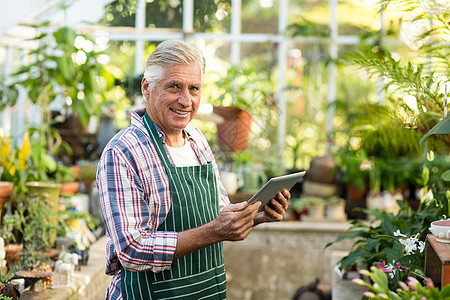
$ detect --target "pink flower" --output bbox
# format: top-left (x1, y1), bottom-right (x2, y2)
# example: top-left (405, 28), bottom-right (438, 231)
top-left (363, 291), bottom-right (376, 298)
top-left (377, 261), bottom-right (393, 273)
top-left (407, 276), bottom-right (420, 290)
top-left (352, 278), bottom-right (366, 286)
top-left (359, 269), bottom-right (370, 276)
top-left (398, 281), bottom-right (408, 290)
top-left (426, 277), bottom-right (434, 288)
top-left (395, 262), bottom-right (408, 271)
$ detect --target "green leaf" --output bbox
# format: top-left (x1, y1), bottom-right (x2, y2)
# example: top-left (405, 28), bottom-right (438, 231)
top-left (369, 267), bottom-right (389, 291)
top-left (419, 116), bottom-right (450, 147)
top-left (42, 154), bottom-right (57, 173)
top-left (440, 284), bottom-right (450, 297)
top-left (409, 268), bottom-right (427, 281)
top-left (442, 170), bottom-right (450, 182)
top-left (375, 234), bottom-right (399, 242)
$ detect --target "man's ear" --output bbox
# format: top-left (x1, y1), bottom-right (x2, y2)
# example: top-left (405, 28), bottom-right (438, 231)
top-left (141, 78), bottom-right (150, 100)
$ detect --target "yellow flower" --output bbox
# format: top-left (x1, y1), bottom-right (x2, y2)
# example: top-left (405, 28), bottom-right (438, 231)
top-left (17, 132), bottom-right (30, 172)
top-left (0, 135), bottom-right (16, 176)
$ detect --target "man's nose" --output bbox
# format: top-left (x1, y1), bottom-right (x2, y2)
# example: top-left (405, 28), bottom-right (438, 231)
top-left (178, 89), bottom-right (192, 106)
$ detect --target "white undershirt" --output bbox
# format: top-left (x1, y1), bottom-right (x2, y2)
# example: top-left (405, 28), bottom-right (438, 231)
top-left (166, 141), bottom-right (201, 167)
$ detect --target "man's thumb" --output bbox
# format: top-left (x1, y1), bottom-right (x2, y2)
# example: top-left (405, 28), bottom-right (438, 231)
top-left (230, 201), bottom-right (247, 212)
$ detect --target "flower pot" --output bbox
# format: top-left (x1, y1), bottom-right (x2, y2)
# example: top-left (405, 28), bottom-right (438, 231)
top-left (305, 204), bottom-right (325, 220)
top-left (60, 182), bottom-right (80, 196)
top-left (0, 182), bottom-right (13, 224)
top-left (5, 243), bottom-right (23, 268)
top-left (346, 184), bottom-right (365, 200)
top-left (303, 181), bottom-right (338, 197)
top-left (213, 106), bottom-right (251, 152)
top-left (26, 182), bottom-right (61, 212)
top-left (220, 171), bottom-right (242, 195)
top-left (308, 155), bottom-right (337, 184)
top-left (326, 204), bottom-right (346, 221)
top-left (26, 182), bottom-right (62, 245)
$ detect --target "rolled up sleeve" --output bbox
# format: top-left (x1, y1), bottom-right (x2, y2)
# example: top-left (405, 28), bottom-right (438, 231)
top-left (97, 148), bottom-right (177, 273)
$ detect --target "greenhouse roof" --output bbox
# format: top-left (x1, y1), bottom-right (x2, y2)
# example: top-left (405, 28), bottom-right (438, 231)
top-left (1, 0), bottom-right (112, 48)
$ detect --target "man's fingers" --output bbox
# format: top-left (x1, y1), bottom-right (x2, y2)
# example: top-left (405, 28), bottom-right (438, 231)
top-left (223, 202), bottom-right (248, 213)
top-left (263, 204), bottom-right (285, 221)
top-left (276, 191), bottom-right (289, 209)
top-left (248, 201), bottom-right (262, 211)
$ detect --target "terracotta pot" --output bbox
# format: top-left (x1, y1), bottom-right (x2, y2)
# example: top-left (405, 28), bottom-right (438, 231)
top-left (70, 165), bottom-right (81, 178)
top-left (5, 243), bottom-right (23, 268)
top-left (60, 181), bottom-right (80, 196)
top-left (346, 183), bottom-right (365, 200)
top-left (213, 106), bottom-right (251, 152)
top-left (0, 182), bottom-right (13, 224)
top-left (308, 155), bottom-right (337, 184)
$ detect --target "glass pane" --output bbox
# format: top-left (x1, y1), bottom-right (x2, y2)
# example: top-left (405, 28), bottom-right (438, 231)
top-left (146, 0), bottom-right (183, 29)
top-left (101, 1), bottom-right (137, 27)
top-left (106, 40), bottom-right (137, 101)
top-left (240, 42), bottom-right (276, 66)
top-left (242, 0), bottom-right (279, 34)
top-left (337, 0), bottom-right (381, 35)
top-left (288, 0), bottom-right (329, 37)
top-left (193, 0), bottom-right (231, 33)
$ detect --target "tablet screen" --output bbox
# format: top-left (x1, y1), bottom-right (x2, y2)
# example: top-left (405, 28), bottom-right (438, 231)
top-left (247, 171), bottom-right (306, 212)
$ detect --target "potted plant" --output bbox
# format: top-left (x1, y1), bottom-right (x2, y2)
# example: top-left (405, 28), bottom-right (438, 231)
top-left (0, 214), bottom-right (23, 270)
top-left (0, 133), bottom-right (31, 210)
top-left (8, 25), bottom-right (113, 132)
top-left (55, 165), bottom-right (79, 196)
top-left (0, 183), bottom-right (13, 225)
top-left (325, 196), bottom-right (346, 221)
top-left (77, 164), bottom-right (98, 192)
top-left (0, 269), bottom-right (20, 299)
top-left (4, 25), bottom-right (116, 200)
top-left (292, 196), bottom-right (326, 220)
top-left (335, 148), bottom-right (370, 199)
top-left (352, 266), bottom-right (450, 300)
top-left (326, 165), bottom-right (449, 290)
top-left (11, 194), bottom-right (58, 263)
top-left (204, 59), bottom-right (276, 152)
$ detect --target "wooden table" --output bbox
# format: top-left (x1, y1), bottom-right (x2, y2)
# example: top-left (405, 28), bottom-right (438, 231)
top-left (425, 234), bottom-right (450, 287)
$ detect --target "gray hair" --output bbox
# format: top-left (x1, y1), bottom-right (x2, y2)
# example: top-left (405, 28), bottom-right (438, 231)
top-left (143, 39), bottom-right (205, 93)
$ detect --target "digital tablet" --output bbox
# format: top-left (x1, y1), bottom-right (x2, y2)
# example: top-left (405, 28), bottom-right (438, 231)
top-left (247, 171), bottom-right (306, 212)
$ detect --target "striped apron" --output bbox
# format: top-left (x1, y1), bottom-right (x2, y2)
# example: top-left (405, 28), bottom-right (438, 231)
top-left (120, 113), bottom-right (227, 300)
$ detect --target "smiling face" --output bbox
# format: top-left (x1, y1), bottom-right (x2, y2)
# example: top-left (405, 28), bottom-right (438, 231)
top-left (142, 62), bottom-right (202, 145)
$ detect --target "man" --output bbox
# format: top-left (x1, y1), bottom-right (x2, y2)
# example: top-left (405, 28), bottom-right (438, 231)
top-left (97, 39), bottom-right (290, 300)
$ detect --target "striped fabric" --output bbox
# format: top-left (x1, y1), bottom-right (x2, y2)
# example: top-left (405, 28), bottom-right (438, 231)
top-left (97, 109), bottom-right (229, 300)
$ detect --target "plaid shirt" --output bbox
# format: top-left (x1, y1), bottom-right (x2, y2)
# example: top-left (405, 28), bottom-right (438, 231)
top-left (97, 108), bottom-right (229, 299)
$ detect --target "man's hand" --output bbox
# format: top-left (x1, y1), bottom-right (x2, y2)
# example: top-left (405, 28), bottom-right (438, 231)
top-left (254, 189), bottom-right (290, 226)
top-left (174, 201), bottom-right (262, 260)
top-left (212, 201), bottom-right (261, 241)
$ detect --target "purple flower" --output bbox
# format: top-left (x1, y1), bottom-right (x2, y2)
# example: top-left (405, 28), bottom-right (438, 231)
top-left (377, 261), bottom-right (393, 273)
top-left (395, 262), bottom-right (408, 271)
